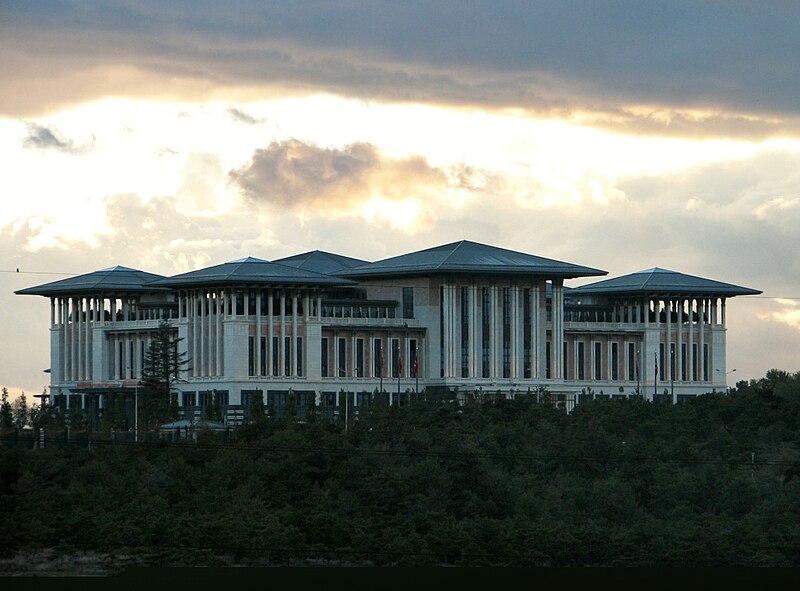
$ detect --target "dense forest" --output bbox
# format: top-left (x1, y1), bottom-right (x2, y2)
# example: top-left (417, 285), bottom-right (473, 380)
top-left (2, 370), bottom-right (800, 571)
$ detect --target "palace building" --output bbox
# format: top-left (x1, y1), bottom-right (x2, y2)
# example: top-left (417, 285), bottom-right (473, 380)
top-left (16, 240), bottom-right (761, 422)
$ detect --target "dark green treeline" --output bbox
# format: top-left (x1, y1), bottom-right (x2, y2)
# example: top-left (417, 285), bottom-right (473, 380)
top-left (2, 370), bottom-right (800, 568)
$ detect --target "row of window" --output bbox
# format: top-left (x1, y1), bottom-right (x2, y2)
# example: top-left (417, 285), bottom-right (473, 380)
top-left (247, 336), bottom-right (303, 377)
top-left (321, 337), bottom-right (420, 378)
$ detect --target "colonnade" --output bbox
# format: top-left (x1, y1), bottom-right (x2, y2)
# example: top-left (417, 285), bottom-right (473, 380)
top-left (179, 287), bottom-right (323, 379)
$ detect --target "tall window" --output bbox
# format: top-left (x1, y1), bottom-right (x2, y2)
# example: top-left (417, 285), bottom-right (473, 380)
top-left (248, 336), bottom-right (255, 376)
top-left (272, 336), bottom-right (279, 376)
top-left (670, 343), bottom-right (676, 381)
top-left (296, 337), bottom-right (303, 377)
top-left (703, 344), bottom-right (709, 381)
top-left (627, 342), bottom-right (636, 381)
top-left (260, 336), bottom-right (267, 376)
top-left (410, 338), bottom-right (419, 378)
top-left (593, 341), bottom-right (602, 380)
top-left (692, 343), bottom-right (698, 381)
top-left (402, 287), bottom-right (414, 319)
top-left (482, 287), bottom-right (490, 378)
top-left (284, 336), bottom-right (291, 376)
top-left (355, 338), bottom-right (365, 377)
top-left (563, 341), bottom-right (569, 380)
top-left (546, 341), bottom-right (551, 379)
top-left (681, 343), bottom-right (687, 381)
top-left (611, 342), bottom-right (619, 381)
top-left (391, 338), bottom-right (400, 378)
top-left (321, 337), bottom-right (329, 378)
top-left (659, 343), bottom-right (666, 381)
top-left (337, 337), bottom-right (347, 377)
top-left (577, 341), bottom-right (585, 380)
top-left (374, 339), bottom-right (384, 378)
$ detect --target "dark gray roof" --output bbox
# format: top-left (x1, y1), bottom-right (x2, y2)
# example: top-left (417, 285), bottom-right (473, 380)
top-left (15, 266), bottom-right (168, 296)
top-left (146, 257), bottom-right (356, 288)
top-left (571, 267), bottom-right (762, 296)
top-left (274, 250), bottom-right (369, 275)
top-left (337, 240), bottom-right (606, 279)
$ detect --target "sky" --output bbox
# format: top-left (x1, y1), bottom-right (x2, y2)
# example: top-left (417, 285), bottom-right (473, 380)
top-left (2, 1), bottom-right (800, 399)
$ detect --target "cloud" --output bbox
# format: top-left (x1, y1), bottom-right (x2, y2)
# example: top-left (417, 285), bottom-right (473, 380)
top-left (229, 138), bottom-right (448, 230)
top-left (4, 3), bottom-right (800, 138)
top-left (22, 123), bottom-right (91, 153)
top-left (227, 107), bottom-right (264, 125)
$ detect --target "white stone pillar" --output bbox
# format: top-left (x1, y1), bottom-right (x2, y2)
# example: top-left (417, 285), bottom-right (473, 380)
top-left (699, 298), bottom-right (706, 381)
top-left (292, 292), bottom-right (298, 377)
top-left (280, 292), bottom-right (286, 376)
top-left (677, 298), bottom-right (683, 382)
top-left (268, 289), bottom-right (274, 376)
top-left (255, 289), bottom-right (262, 377)
top-left (552, 279), bottom-right (564, 382)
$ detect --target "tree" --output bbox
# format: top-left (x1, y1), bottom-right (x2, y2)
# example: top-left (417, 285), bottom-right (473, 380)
top-left (139, 321), bottom-right (188, 430)
top-left (11, 392), bottom-right (28, 429)
top-left (0, 387), bottom-right (13, 430)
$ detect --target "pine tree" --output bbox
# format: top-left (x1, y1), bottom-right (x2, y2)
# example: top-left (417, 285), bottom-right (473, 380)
top-left (140, 321), bottom-right (188, 429)
top-left (0, 387), bottom-right (13, 430)
top-left (12, 392), bottom-right (28, 429)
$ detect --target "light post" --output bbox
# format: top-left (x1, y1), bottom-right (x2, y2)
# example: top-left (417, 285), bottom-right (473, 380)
top-left (716, 368), bottom-right (737, 393)
top-left (127, 365), bottom-right (139, 442)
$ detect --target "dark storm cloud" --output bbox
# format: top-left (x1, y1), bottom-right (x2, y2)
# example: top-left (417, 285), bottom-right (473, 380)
top-left (4, 1), bottom-right (800, 135)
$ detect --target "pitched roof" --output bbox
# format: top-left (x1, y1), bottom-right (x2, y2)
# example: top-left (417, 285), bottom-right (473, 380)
top-left (274, 250), bottom-right (369, 275)
top-left (337, 240), bottom-right (606, 279)
top-left (15, 266), bottom-right (168, 296)
top-left (145, 257), bottom-right (356, 288)
top-left (571, 267), bottom-right (762, 296)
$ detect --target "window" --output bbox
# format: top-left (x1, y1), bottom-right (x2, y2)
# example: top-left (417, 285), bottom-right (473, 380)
top-left (391, 338), bottom-right (400, 378)
top-left (355, 338), bottom-right (364, 377)
top-left (402, 287), bottom-right (414, 319)
top-left (235, 289), bottom-right (244, 316)
top-left (576, 341), bottom-right (585, 380)
top-left (692, 343), bottom-right (698, 381)
top-left (272, 336), bottom-right (279, 376)
top-left (284, 337), bottom-right (291, 376)
top-left (337, 337), bottom-right (347, 377)
top-left (374, 339), bottom-right (384, 377)
top-left (296, 336), bottom-right (303, 377)
top-left (627, 342), bottom-right (636, 381)
top-left (260, 336), bottom-right (267, 376)
top-left (703, 344), bottom-right (709, 381)
top-left (611, 342), bottom-right (619, 381)
top-left (321, 338), bottom-right (329, 378)
top-left (681, 343), bottom-right (687, 381)
top-left (248, 336), bottom-right (255, 376)
top-left (182, 392), bottom-right (196, 407)
top-left (659, 343), bottom-right (666, 381)
top-left (545, 341), bottom-right (551, 379)
top-left (410, 339), bottom-right (419, 378)
top-left (593, 341), bottom-right (602, 380)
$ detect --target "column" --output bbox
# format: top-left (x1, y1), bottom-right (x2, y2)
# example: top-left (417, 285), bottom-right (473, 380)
top-left (721, 298), bottom-right (727, 327)
top-left (511, 285), bottom-right (520, 379)
top-left (699, 298), bottom-right (706, 381)
top-left (199, 290), bottom-right (206, 377)
top-left (256, 289), bottom-right (262, 377)
top-left (688, 297), bottom-right (695, 382)
top-left (192, 291), bottom-right (199, 377)
top-left (279, 291), bottom-right (286, 376)
top-left (551, 279), bottom-right (564, 382)
top-left (216, 289), bottom-right (223, 376)
top-left (291, 292), bottom-right (298, 377)
top-left (677, 298), bottom-right (683, 382)
top-left (531, 282), bottom-right (541, 379)
top-left (268, 289), bottom-right (274, 376)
